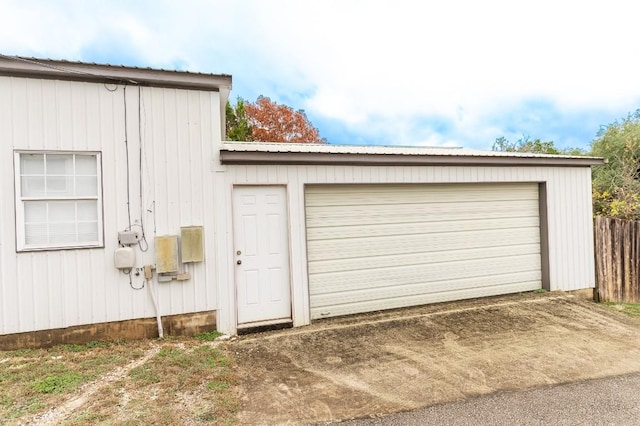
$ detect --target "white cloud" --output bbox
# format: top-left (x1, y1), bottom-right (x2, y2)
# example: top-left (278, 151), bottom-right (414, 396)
top-left (2, 0), bottom-right (640, 148)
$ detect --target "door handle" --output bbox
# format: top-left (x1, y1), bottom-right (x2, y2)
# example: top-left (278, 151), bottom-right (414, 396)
top-left (237, 260), bottom-right (242, 265)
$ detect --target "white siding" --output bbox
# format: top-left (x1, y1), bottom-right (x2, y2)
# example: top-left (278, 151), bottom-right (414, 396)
top-left (215, 162), bottom-right (596, 334)
top-left (0, 74), bottom-right (597, 338)
top-left (0, 77), bottom-right (219, 335)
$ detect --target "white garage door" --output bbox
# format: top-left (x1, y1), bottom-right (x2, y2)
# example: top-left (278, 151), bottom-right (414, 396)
top-left (305, 183), bottom-right (542, 320)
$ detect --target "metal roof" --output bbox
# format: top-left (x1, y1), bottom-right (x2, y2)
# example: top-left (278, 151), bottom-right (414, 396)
top-left (0, 55), bottom-right (232, 91)
top-left (220, 142), bottom-right (605, 167)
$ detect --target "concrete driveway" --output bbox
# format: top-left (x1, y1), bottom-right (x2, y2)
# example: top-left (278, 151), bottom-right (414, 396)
top-left (229, 293), bottom-right (640, 425)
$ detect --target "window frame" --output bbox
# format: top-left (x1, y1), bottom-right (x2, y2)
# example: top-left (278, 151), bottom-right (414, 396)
top-left (14, 150), bottom-right (104, 252)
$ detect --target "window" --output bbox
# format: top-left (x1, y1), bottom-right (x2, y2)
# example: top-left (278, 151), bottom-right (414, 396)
top-left (14, 152), bottom-right (103, 251)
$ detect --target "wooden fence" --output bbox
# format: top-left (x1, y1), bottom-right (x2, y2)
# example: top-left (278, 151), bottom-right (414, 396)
top-left (595, 216), bottom-right (640, 303)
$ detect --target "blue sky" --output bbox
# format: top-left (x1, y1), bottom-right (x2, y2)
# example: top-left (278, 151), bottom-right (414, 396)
top-left (2, 0), bottom-right (640, 151)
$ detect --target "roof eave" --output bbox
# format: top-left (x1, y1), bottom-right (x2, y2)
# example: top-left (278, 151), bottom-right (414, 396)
top-left (219, 150), bottom-right (605, 167)
top-left (0, 56), bottom-right (232, 92)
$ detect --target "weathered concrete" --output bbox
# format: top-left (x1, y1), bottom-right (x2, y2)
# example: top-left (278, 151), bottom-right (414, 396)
top-left (230, 293), bottom-right (640, 425)
top-left (564, 288), bottom-right (596, 300)
top-left (0, 310), bottom-right (216, 350)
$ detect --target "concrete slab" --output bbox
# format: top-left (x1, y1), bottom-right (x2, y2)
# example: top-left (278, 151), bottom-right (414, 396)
top-left (229, 293), bottom-right (640, 425)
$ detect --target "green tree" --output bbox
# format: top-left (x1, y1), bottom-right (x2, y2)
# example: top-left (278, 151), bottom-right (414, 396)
top-left (225, 98), bottom-right (252, 141)
top-left (590, 111), bottom-right (640, 220)
top-left (492, 135), bottom-right (587, 156)
top-left (557, 147), bottom-right (588, 156)
top-left (492, 135), bottom-right (561, 154)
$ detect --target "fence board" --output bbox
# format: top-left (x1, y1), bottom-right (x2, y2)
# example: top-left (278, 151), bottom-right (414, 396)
top-left (595, 216), bottom-right (640, 303)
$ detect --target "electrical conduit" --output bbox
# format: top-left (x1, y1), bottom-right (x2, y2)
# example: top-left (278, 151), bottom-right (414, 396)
top-left (147, 279), bottom-right (164, 338)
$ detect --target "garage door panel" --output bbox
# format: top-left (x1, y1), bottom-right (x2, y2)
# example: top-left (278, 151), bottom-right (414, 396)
top-left (309, 243), bottom-right (541, 275)
top-left (306, 183), bottom-right (538, 206)
top-left (306, 183), bottom-right (542, 320)
top-left (309, 254), bottom-right (542, 295)
top-left (310, 272), bottom-right (542, 309)
top-left (307, 216), bottom-right (540, 241)
top-left (310, 280), bottom-right (542, 319)
top-left (305, 200), bottom-right (540, 227)
top-left (308, 227), bottom-right (540, 262)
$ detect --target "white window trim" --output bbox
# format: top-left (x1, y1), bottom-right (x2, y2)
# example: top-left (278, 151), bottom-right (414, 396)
top-left (14, 151), bottom-right (104, 252)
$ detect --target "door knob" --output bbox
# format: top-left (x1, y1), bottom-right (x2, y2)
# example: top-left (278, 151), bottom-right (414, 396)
top-left (237, 260), bottom-right (242, 265)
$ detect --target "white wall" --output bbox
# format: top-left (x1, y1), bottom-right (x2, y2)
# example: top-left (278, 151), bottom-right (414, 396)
top-left (0, 75), bottom-right (596, 338)
top-left (0, 77), bottom-right (220, 335)
top-left (214, 162), bottom-right (596, 335)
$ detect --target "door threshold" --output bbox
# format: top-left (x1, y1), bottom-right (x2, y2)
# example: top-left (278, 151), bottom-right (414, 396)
top-left (237, 319), bottom-right (293, 335)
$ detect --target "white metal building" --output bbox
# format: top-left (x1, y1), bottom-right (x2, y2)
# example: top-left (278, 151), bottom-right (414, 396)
top-left (0, 57), bottom-right (603, 347)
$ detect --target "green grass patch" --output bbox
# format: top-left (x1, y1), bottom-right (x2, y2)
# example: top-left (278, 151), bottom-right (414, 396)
top-left (32, 372), bottom-right (83, 394)
top-left (60, 341), bottom-right (112, 352)
top-left (195, 346), bottom-right (230, 368)
top-left (129, 364), bottom-right (161, 384)
top-left (157, 347), bottom-right (192, 367)
top-left (3, 348), bottom-right (38, 358)
top-left (194, 330), bottom-right (223, 341)
top-left (66, 410), bottom-right (111, 425)
top-left (603, 302), bottom-right (640, 319)
top-left (207, 379), bottom-right (229, 391)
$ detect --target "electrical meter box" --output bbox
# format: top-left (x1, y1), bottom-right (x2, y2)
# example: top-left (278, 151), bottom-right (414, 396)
top-left (181, 226), bottom-right (204, 263)
top-left (114, 247), bottom-right (136, 269)
top-left (118, 231), bottom-right (139, 246)
top-left (155, 235), bottom-right (179, 273)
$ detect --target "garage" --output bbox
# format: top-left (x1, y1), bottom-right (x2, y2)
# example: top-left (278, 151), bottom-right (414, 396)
top-left (219, 142), bottom-right (600, 334)
top-left (0, 56), bottom-right (603, 342)
top-left (305, 182), bottom-right (543, 319)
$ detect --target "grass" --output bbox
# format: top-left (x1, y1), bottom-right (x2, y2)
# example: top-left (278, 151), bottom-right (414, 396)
top-left (0, 336), bottom-right (238, 424)
top-left (32, 372), bottom-right (83, 394)
top-left (118, 340), bottom-right (238, 424)
top-left (602, 302), bottom-right (640, 319)
top-left (0, 340), bottom-right (138, 421)
top-left (195, 330), bottom-right (224, 341)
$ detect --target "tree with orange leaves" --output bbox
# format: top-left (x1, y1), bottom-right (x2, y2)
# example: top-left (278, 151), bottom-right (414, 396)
top-left (226, 96), bottom-right (326, 143)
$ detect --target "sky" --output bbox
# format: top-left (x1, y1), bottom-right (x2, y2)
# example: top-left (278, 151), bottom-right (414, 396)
top-left (2, 0), bottom-right (640, 151)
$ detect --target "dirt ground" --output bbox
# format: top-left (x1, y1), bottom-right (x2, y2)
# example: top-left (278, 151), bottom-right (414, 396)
top-left (229, 293), bottom-right (640, 425)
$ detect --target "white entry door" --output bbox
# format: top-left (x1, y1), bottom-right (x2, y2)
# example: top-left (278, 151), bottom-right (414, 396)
top-left (233, 186), bottom-right (292, 325)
